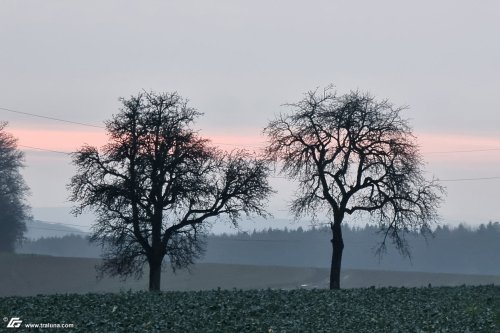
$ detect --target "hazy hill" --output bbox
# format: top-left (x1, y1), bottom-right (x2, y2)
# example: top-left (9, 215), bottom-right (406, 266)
top-left (24, 220), bottom-right (87, 240)
top-left (17, 222), bottom-right (500, 276)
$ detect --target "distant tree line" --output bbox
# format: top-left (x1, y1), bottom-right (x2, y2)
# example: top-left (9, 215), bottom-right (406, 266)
top-left (204, 222), bottom-right (500, 275)
top-left (17, 234), bottom-right (101, 258)
top-left (18, 222), bottom-right (500, 275)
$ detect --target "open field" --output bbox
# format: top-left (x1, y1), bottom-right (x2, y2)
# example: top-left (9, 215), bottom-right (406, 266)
top-left (1, 287), bottom-right (499, 332)
top-left (1, 254), bottom-right (499, 332)
top-left (1, 253), bottom-right (500, 297)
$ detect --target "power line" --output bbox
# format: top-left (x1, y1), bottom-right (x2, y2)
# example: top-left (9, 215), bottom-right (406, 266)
top-left (0, 106), bottom-right (265, 148)
top-left (19, 145), bottom-right (71, 155)
top-left (1, 106), bottom-right (265, 149)
top-left (213, 238), bottom-right (298, 242)
top-left (439, 176), bottom-right (500, 182)
top-left (214, 143), bottom-right (500, 153)
top-left (213, 143), bottom-right (500, 154)
top-left (25, 224), bottom-right (303, 241)
top-left (4, 105), bottom-right (500, 154)
top-left (41, 221), bottom-right (90, 229)
top-left (18, 142), bottom-right (500, 157)
top-left (15, 144), bottom-right (500, 183)
top-left (425, 148), bottom-right (500, 154)
top-left (0, 106), bottom-right (104, 129)
top-left (269, 174), bottom-right (500, 183)
top-left (212, 142), bottom-right (265, 149)
top-left (18, 142), bottom-right (264, 155)
top-left (27, 226), bottom-right (90, 234)
top-left (4, 105), bottom-right (500, 153)
top-left (28, 220), bottom-right (91, 229)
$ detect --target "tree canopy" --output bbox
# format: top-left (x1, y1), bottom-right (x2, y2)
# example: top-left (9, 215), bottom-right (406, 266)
top-left (69, 91), bottom-right (272, 291)
top-left (0, 122), bottom-right (30, 252)
top-left (264, 86), bottom-right (444, 289)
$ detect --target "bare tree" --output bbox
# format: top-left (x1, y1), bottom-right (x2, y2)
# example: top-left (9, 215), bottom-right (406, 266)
top-left (0, 122), bottom-right (30, 252)
top-left (264, 86), bottom-right (444, 289)
top-left (69, 91), bottom-right (272, 291)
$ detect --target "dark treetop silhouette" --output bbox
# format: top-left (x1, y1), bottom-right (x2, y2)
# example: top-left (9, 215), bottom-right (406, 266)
top-left (69, 91), bottom-right (272, 291)
top-left (0, 122), bottom-right (29, 252)
top-left (264, 86), bottom-right (444, 289)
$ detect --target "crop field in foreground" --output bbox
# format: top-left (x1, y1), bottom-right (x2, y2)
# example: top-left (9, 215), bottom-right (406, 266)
top-left (0, 286), bottom-right (499, 333)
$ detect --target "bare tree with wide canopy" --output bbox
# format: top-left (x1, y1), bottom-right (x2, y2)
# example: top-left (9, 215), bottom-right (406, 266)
top-left (69, 91), bottom-right (272, 291)
top-left (264, 86), bottom-right (444, 289)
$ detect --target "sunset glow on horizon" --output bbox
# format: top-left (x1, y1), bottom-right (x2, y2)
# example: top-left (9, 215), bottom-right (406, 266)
top-left (9, 127), bottom-right (107, 153)
top-left (10, 125), bottom-right (500, 163)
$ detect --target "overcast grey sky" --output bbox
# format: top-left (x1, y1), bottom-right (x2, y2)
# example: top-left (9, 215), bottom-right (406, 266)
top-left (1, 1), bottom-right (499, 230)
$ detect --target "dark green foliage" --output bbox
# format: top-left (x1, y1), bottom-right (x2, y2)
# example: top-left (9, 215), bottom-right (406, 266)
top-left (0, 286), bottom-right (498, 332)
top-left (0, 122), bottom-right (29, 252)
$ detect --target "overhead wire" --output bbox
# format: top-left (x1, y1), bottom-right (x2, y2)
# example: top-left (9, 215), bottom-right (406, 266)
top-left (3, 104), bottom-right (500, 150)
top-left (27, 220), bottom-right (91, 229)
top-left (19, 144), bottom-right (71, 155)
top-left (25, 224), bottom-right (305, 241)
top-left (27, 225), bottom-right (90, 234)
top-left (4, 104), bottom-right (500, 152)
top-left (439, 176), bottom-right (500, 182)
top-left (3, 105), bottom-right (500, 183)
top-left (37, 221), bottom-right (90, 229)
top-left (17, 144), bottom-right (500, 182)
top-left (0, 106), bottom-right (104, 129)
top-left (425, 148), bottom-right (500, 154)
top-left (1, 105), bottom-right (267, 148)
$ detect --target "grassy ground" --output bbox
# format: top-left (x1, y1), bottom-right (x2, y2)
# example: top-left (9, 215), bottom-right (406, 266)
top-left (1, 253), bottom-right (500, 297)
top-left (0, 286), bottom-right (499, 332)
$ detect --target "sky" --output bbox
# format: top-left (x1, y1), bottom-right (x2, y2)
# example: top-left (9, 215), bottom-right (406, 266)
top-left (1, 0), bottom-right (500, 231)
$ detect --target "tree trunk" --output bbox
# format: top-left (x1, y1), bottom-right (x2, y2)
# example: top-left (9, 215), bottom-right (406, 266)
top-left (149, 207), bottom-right (163, 292)
top-left (148, 257), bottom-right (162, 292)
top-left (329, 222), bottom-right (344, 290)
